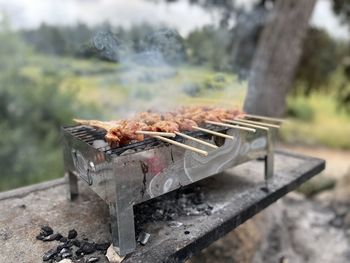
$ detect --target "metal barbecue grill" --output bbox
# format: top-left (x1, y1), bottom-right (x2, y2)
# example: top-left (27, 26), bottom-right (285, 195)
top-left (61, 117), bottom-right (278, 255)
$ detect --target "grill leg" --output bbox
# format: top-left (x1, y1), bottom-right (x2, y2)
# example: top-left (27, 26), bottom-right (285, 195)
top-left (67, 171), bottom-right (79, 200)
top-left (264, 129), bottom-right (275, 184)
top-left (109, 202), bottom-right (136, 256)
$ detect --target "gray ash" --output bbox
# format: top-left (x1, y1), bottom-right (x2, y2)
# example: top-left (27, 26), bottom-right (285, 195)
top-left (134, 185), bottom-right (213, 235)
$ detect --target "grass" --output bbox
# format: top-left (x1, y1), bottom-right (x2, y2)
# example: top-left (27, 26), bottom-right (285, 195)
top-left (16, 54), bottom-right (248, 122)
top-left (15, 53), bottom-right (350, 149)
top-left (280, 93), bottom-right (350, 149)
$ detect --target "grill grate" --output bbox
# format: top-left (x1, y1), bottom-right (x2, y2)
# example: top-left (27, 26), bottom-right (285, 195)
top-left (63, 125), bottom-right (229, 156)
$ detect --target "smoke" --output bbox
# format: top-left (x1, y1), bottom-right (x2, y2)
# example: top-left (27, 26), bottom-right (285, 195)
top-left (89, 28), bottom-right (187, 116)
top-left (89, 25), bottom-right (248, 118)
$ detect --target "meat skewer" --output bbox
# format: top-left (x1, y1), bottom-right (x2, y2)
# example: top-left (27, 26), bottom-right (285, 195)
top-left (135, 131), bottom-right (176, 137)
top-left (205, 120), bottom-right (256, 132)
top-left (223, 119), bottom-right (269, 131)
top-left (74, 106), bottom-right (246, 149)
top-left (174, 132), bottom-right (218, 149)
top-left (244, 114), bottom-right (284, 123)
top-left (152, 135), bottom-right (208, 156)
top-left (192, 126), bottom-right (234, 140)
top-left (235, 118), bottom-right (280, 129)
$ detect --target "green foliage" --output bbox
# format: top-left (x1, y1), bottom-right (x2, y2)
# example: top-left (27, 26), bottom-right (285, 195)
top-left (0, 70), bottom-right (100, 191)
top-left (281, 94), bottom-right (350, 149)
top-left (186, 26), bottom-right (232, 71)
top-left (332, 0), bottom-right (350, 25)
top-left (294, 27), bottom-right (343, 95)
top-left (286, 97), bottom-right (315, 121)
top-left (0, 26), bottom-right (100, 191)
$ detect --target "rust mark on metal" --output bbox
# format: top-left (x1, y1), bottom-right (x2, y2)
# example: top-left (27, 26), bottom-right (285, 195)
top-left (140, 161), bottom-right (148, 198)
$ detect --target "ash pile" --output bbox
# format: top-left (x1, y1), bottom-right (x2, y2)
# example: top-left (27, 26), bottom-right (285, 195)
top-left (134, 185), bottom-right (213, 235)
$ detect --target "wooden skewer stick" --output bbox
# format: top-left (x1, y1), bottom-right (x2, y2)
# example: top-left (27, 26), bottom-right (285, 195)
top-left (135, 131), bottom-right (176, 137)
top-left (192, 126), bottom-right (234, 140)
top-left (244, 114), bottom-right (284, 123)
top-left (235, 118), bottom-right (280, 129)
top-left (153, 135), bottom-right (208, 156)
top-left (223, 119), bottom-right (269, 131)
top-left (174, 132), bottom-right (218, 149)
top-left (205, 120), bottom-right (256, 133)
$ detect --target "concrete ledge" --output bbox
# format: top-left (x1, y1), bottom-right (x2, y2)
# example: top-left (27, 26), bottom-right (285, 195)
top-left (0, 178), bottom-right (66, 201)
top-left (0, 151), bottom-right (325, 263)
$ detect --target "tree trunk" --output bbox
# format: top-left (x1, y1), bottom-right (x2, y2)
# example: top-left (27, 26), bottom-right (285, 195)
top-left (243, 0), bottom-right (317, 117)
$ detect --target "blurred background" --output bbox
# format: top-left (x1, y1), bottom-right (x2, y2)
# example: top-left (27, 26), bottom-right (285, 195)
top-left (0, 0), bottom-right (349, 204)
top-left (1, 0), bottom-right (350, 262)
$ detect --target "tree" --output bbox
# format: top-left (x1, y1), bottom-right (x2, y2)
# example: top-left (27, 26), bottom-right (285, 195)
top-left (244, 0), bottom-right (317, 117)
top-left (294, 27), bottom-right (343, 95)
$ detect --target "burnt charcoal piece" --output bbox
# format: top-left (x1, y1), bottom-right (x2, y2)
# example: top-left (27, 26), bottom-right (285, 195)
top-left (40, 225), bottom-right (54, 237)
top-left (87, 257), bottom-right (100, 263)
top-left (137, 232), bottom-right (150, 245)
top-left (68, 229), bottom-right (78, 239)
top-left (57, 242), bottom-right (71, 251)
top-left (43, 233), bottom-right (61, 242)
top-left (75, 248), bottom-right (84, 256)
top-left (81, 242), bottom-right (96, 254)
top-left (36, 234), bottom-right (44, 241)
top-left (95, 242), bottom-right (110, 251)
top-left (60, 237), bottom-right (68, 243)
top-left (42, 248), bottom-right (57, 261)
top-left (59, 248), bottom-right (70, 254)
top-left (72, 239), bottom-right (81, 247)
top-left (54, 233), bottom-right (63, 241)
top-left (55, 255), bottom-right (62, 262)
top-left (61, 251), bottom-right (73, 258)
top-left (260, 186), bottom-right (269, 193)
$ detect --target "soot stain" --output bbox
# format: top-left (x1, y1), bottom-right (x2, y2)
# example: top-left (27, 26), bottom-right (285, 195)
top-left (140, 161), bottom-right (148, 198)
top-left (170, 149), bottom-right (174, 163)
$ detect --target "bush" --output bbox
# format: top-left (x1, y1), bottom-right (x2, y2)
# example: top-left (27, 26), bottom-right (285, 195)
top-left (0, 71), bottom-right (100, 191)
top-left (286, 98), bottom-right (315, 121)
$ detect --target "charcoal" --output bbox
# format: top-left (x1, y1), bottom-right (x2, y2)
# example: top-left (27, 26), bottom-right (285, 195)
top-left (72, 239), bottom-right (81, 247)
top-left (75, 248), bottom-right (84, 256)
top-left (137, 232), bottom-right (150, 245)
top-left (205, 210), bottom-right (212, 216)
top-left (54, 233), bottom-right (63, 241)
top-left (95, 242), bottom-right (110, 251)
top-left (62, 251), bottom-right (73, 259)
top-left (60, 237), bottom-right (68, 243)
top-left (68, 229), bottom-right (78, 239)
top-left (59, 248), bottom-right (70, 254)
top-left (42, 249), bottom-right (57, 261)
top-left (43, 233), bottom-right (61, 242)
top-left (87, 257), bottom-right (100, 263)
top-left (81, 242), bottom-right (96, 254)
top-left (57, 242), bottom-right (71, 251)
top-left (36, 234), bottom-right (45, 241)
top-left (41, 225), bottom-right (54, 236)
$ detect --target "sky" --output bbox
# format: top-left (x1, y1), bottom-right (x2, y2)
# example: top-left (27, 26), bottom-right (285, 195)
top-left (0, 0), bottom-right (348, 39)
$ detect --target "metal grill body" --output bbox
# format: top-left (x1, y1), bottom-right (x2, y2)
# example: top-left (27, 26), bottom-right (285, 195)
top-left (62, 124), bottom-right (275, 255)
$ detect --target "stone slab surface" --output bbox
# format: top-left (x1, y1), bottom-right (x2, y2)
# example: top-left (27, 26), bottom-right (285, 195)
top-left (0, 151), bottom-right (325, 263)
